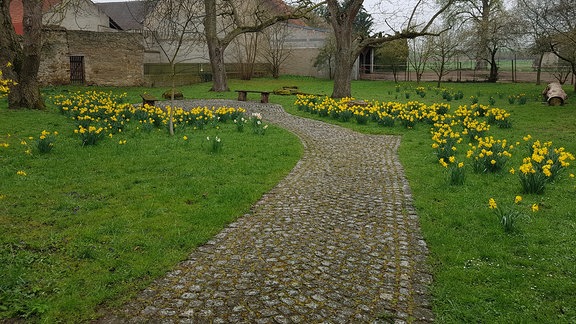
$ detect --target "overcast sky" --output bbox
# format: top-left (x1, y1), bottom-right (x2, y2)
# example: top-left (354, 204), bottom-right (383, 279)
top-left (91, 0), bottom-right (439, 34)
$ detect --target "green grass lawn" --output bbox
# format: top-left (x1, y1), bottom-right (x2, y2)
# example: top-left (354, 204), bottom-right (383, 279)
top-left (0, 89), bottom-right (302, 322)
top-left (2, 77), bottom-right (576, 322)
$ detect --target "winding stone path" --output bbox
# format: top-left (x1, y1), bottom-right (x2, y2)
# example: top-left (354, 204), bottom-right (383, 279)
top-left (105, 100), bottom-right (433, 323)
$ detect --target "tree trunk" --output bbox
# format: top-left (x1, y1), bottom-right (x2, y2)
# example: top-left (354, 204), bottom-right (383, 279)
top-left (536, 52), bottom-right (544, 86)
top-left (488, 50), bottom-right (498, 82)
top-left (203, 0), bottom-right (229, 92)
top-left (1, 0), bottom-right (44, 109)
top-left (436, 61), bottom-right (445, 88)
top-left (331, 51), bottom-right (353, 98)
top-left (207, 44), bottom-right (229, 92)
top-left (327, 0), bottom-right (362, 99)
top-left (0, 0), bottom-right (20, 80)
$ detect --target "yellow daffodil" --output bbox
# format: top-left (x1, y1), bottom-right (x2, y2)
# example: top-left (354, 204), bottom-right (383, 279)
top-left (488, 198), bottom-right (497, 209)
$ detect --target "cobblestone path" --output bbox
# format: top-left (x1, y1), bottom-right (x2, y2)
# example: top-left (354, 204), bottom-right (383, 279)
top-left (107, 100), bottom-right (433, 323)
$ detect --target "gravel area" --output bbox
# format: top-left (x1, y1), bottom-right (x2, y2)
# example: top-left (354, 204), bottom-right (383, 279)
top-left (100, 99), bottom-right (433, 323)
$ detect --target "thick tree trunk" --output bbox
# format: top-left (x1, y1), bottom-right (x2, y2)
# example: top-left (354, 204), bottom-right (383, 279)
top-left (331, 52), bottom-right (353, 98)
top-left (0, 0), bottom-right (21, 98)
top-left (327, 0), bottom-right (362, 99)
top-left (207, 44), bottom-right (229, 92)
top-left (203, 0), bottom-right (229, 92)
top-left (1, 0), bottom-right (44, 109)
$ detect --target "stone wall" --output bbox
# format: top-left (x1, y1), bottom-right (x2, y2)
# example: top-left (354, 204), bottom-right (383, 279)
top-left (39, 29), bottom-right (145, 86)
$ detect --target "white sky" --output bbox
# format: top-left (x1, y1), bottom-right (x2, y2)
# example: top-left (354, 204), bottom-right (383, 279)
top-left (91, 0), bottom-right (440, 34)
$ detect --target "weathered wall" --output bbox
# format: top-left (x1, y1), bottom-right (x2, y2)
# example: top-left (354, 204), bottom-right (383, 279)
top-left (39, 29), bottom-right (145, 86)
top-left (281, 48), bottom-right (326, 78)
top-left (281, 25), bottom-right (329, 78)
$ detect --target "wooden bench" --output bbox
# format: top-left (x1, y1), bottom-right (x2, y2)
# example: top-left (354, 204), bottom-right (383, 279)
top-left (140, 93), bottom-right (158, 107)
top-left (235, 90), bottom-right (270, 103)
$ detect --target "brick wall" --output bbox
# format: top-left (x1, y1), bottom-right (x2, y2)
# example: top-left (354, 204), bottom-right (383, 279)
top-left (39, 29), bottom-right (145, 86)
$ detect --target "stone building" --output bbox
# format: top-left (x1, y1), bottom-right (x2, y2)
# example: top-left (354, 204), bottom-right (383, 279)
top-left (10, 0), bottom-right (328, 86)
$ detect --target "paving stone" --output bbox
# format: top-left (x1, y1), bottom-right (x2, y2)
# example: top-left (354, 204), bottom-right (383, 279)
top-left (99, 100), bottom-right (434, 323)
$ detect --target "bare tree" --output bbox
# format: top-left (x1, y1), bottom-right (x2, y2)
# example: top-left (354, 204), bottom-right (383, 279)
top-left (259, 22), bottom-right (293, 79)
top-left (325, 0), bottom-right (455, 98)
top-left (444, 0), bottom-right (522, 82)
top-left (376, 39), bottom-right (409, 83)
top-left (314, 34), bottom-right (337, 79)
top-left (408, 36), bottom-right (433, 83)
top-left (232, 32), bottom-right (260, 80)
top-left (143, 0), bottom-right (205, 135)
top-left (429, 27), bottom-right (461, 87)
top-left (203, 0), bottom-right (320, 92)
top-left (519, 0), bottom-right (576, 91)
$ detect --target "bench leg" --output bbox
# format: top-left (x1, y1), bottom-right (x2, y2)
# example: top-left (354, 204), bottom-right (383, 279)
top-left (260, 93), bottom-right (269, 103)
top-left (143, 99), bottom-right (156, 107)
top-left (237, 91), bottom-right (247, 101)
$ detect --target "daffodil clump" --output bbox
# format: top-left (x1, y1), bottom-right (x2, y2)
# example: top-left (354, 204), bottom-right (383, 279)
top-left (431, 122), bottom-right (462, 161)
top-left (515, 138), bottom-right (575, 194)
top-left (506, 93), bottom-right (528, 105)
top-left (488, 196), bottom-right (538, 233)
top-left (439, 156), bottom-right (466, 185)
top-left (234, 116), bottom-right (247, 132)
top-left (461, 116), bottom-right (490, 141)
top-left (416, 86), bottom-right (426, 98)
top-left (467, 136), bottom-right (514, 173)
top-left (205, 136), bottom-right (223, 153)
top-left (486, 107), bottom-right (512, 128)
top-left (36, 130), bottom-right (58, 153)
top-left (250, 112), bottom-right (268, 135)
top-left (74, 125), bottom-right (105, 146)
top-left (472, 103), bottom-right (489, 117)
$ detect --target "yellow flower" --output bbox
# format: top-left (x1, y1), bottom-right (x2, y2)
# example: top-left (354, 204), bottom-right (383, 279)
top-left (509, 168), bottom-right (515, 175)
top-left (16, 170), bottom-right (27, 176)
top-left (531, 204), bottom-right (539, 212)
top-left (439, 158), bottom-right (448, 168)
top-left (514, 196), bottom-right (522, 204)
top-left (449, 156), bottom-right (456, 163)
top-left (490, 159), bottom-right (496, 165)
top-left (183, 136), bottom-right (188, 141)
top-left (488, 198), bottom-right (497, 209)
top-left (570, 174), bottom-right (575, 178)
top-left (458, 162), bottom-right (464, 168)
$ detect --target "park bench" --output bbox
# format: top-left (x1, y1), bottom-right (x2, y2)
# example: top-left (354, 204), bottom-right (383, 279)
top-left (140, 93), bottom-right (158, 107)
top-left (235, 90), bottom-right (270, 103)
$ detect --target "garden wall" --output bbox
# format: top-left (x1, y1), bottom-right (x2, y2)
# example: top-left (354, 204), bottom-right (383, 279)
top-left (39, 29), bottom-right (145, 86)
